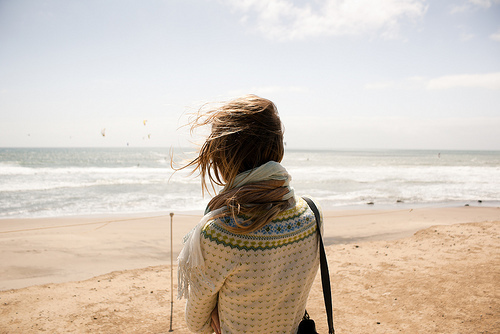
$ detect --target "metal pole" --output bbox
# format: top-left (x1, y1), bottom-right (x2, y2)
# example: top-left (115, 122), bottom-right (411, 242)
top-left (169, 212), bottom-right (174, 332)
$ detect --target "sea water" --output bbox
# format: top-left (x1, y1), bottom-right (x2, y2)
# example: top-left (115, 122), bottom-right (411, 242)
top-left (0, 147), bottom-right (499, 218)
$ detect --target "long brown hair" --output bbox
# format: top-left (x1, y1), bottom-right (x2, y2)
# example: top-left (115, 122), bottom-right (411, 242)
top-left (174, 95), bottom-right (289, 234)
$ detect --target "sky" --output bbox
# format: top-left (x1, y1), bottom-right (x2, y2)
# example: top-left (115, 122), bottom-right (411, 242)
top-left (0, 0), bottom-right (499, 150)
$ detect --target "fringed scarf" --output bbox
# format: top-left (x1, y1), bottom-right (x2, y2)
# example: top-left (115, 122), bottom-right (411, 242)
top-left (177, 161), bottom-right (294, 299)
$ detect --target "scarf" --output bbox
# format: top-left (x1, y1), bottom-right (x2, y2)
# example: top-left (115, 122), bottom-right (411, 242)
top-left (177, 161), bottom-right (294, 299)
top-left (221, 161), bottom-right (294, 200)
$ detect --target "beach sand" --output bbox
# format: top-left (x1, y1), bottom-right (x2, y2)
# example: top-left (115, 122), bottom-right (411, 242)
top-left (0, 206), bottom-right (499, 333)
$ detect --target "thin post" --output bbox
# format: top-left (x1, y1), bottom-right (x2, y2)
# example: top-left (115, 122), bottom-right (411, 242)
top-left (169, 212), bottom-right (174, 332)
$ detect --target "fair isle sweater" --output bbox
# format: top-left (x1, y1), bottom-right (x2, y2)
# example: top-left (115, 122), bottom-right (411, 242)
top-left (185, 196), bottom-right (321, 334)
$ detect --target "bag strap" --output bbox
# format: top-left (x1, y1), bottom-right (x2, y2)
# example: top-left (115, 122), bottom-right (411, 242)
top-left (302, 196), bottom-right (335, 334)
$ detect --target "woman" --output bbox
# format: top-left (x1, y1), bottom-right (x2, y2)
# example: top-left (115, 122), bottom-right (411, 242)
top-left (176, 95), bottom-right (322, 333)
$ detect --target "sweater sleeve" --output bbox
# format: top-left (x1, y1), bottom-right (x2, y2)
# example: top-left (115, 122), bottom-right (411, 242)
top-left (184, 221), bottom-right (241, 333)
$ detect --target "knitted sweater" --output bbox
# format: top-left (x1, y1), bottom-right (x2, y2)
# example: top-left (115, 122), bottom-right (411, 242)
top-left (184, 196), bottom-right (321, 334)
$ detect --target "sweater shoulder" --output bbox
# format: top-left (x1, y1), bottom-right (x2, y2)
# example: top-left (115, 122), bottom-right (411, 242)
top-left (201, 197), bottom-right (317, 251)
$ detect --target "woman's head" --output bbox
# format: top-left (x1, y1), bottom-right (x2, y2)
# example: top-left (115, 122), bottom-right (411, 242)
top-left (175, 95), bottom-right (290, 234)
top-left (187, 95), bottom-right (284, 192)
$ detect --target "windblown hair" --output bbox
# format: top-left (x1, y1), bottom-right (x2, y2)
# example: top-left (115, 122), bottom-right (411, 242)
top-left (175, 95), bottom-right (289, 234)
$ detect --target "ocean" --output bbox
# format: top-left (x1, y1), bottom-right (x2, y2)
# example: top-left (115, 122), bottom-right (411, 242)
top-left (0, 147), bottom-right (499, 218)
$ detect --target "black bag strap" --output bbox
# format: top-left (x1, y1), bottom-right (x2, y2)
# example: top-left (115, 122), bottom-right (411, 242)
top-left (302, 196), bottom-right (335, 334)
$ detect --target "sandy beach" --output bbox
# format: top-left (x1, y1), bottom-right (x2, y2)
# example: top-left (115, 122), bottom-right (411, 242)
top-left (1, 206), bottom-right (499, 333)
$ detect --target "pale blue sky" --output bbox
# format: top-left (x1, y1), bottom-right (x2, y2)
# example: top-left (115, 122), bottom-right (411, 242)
top-left (1, 0), bottom-right (499, 150)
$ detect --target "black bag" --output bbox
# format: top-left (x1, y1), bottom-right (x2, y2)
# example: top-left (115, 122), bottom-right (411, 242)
top-left (298, 310), bottom-right (318, 334)
top-left (299, 197), bottom-right (335, 334)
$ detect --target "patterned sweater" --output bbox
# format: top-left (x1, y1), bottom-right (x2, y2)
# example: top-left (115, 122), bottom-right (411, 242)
top-left (184, 196), bottom-right (321, 334)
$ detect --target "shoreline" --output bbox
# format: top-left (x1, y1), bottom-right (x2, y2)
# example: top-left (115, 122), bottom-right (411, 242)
top-left (1, 206), bottom-right (499, 292)
top-left (2, 199), bottom-right (499, 221)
